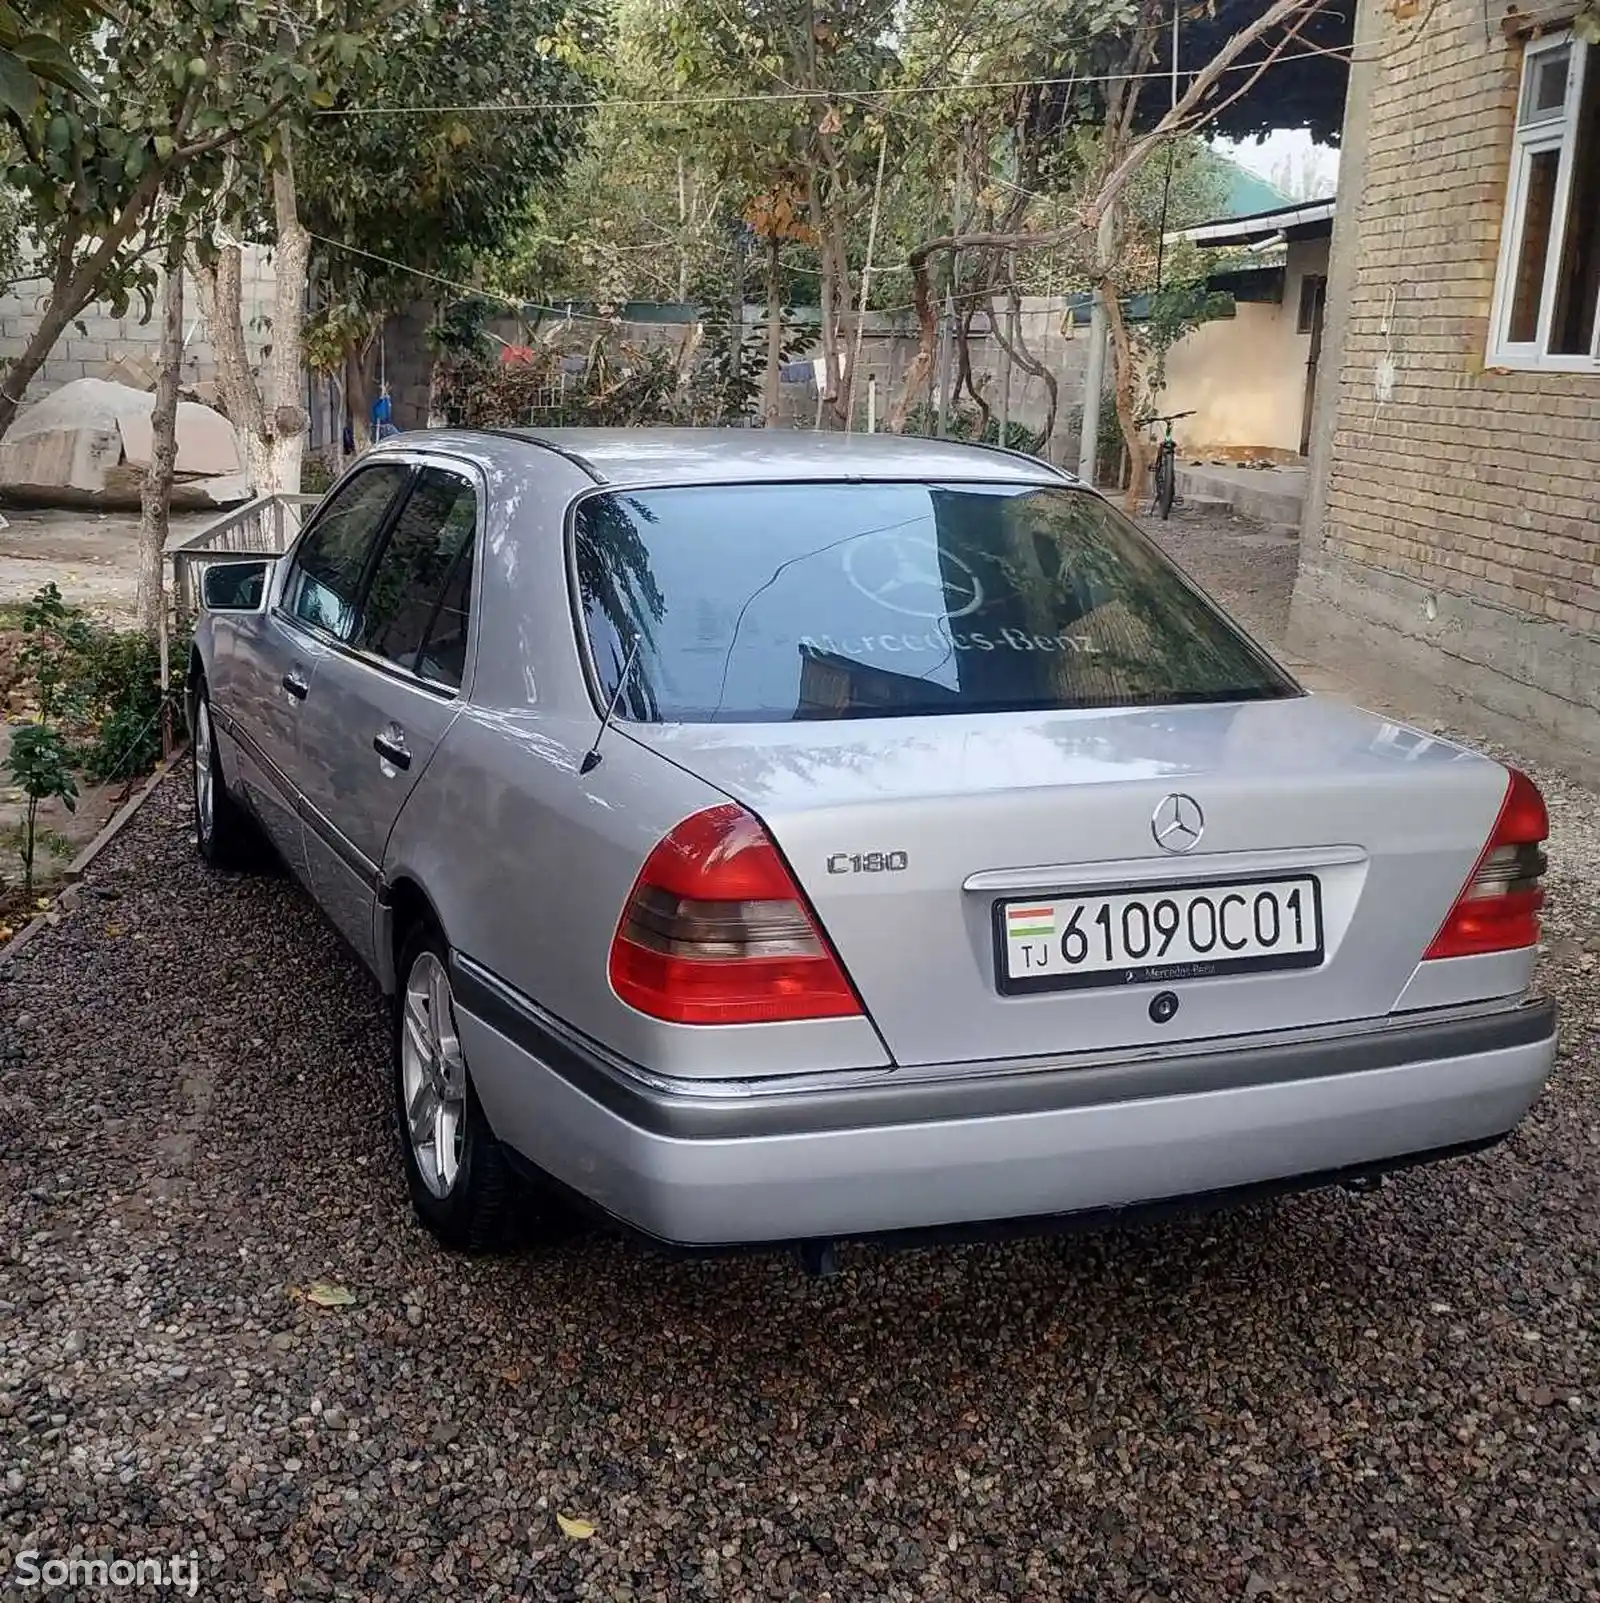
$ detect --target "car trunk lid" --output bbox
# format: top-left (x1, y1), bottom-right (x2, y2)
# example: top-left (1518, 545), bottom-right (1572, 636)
top-left (624, 697), bottom-right (1510, 1067)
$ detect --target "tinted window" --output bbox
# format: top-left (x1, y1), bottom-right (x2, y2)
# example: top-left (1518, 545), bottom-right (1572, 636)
top-left (573, 483), bottom-right (1295, 723)
top-left (283, 466), bottom-right (408, 639)
top-left (357, 468), bottom-right (476, 686)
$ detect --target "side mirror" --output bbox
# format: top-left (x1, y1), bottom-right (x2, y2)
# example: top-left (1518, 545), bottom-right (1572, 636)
top-left (200, 559), bottom-right (272, 612)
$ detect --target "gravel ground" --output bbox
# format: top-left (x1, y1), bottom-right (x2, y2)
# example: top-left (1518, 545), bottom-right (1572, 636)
top-left (2, 536), bottom-right (1598, 1599)
top-left (1139, 500), bottom-right (1301, 649)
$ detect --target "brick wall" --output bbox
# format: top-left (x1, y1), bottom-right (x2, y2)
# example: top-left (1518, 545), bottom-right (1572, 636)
top-left (1292, 0), bottom-right (1600, 766)
top-left (0, 244), bottom-right (277, 403)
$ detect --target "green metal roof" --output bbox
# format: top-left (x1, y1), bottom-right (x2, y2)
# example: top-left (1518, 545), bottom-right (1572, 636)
top-left (1204, 153), bottom-right (1296, 219)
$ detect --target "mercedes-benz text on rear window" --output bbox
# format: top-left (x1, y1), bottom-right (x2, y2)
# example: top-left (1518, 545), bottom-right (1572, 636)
top-left (572, 482), bottom-right (1295, 722)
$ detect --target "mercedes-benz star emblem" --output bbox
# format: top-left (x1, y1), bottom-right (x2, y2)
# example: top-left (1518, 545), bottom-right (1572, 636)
top-left (1151, 793), bottom-right (1205, 854)
top-left (842, 533), bottom-right (985, 620)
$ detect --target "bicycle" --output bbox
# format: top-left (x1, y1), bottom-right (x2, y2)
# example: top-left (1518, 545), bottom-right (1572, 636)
top-left (1137, 408), bottom-right (1195, 520)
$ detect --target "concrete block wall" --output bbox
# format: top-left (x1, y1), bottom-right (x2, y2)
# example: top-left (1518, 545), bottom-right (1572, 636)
top-left (0, 243), bottom-right (277, 404)
top-left (1293, 0), bottom-right (1600, 767)
top-left (379, 294), bottom-right (1090, 458)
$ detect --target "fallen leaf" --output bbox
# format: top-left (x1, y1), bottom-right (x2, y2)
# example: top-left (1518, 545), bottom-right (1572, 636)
top-left (303, 1281), bottom-right (355, 1308)
top-left (500, 1366), bottom-right (523, 1385)
top-left (556, 1513), bottom-right (596, 1541)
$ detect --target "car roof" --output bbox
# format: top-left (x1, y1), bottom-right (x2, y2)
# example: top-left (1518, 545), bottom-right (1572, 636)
top-left (381, 426), bottom-right (1076, 490)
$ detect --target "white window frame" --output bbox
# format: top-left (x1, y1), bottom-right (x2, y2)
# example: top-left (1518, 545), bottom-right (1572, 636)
top-left (1487, 30), bottom-right (1600, 372)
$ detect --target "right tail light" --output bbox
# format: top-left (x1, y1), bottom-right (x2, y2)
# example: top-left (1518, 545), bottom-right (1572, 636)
top-left (1424, 768), bottom-right (1548, 960)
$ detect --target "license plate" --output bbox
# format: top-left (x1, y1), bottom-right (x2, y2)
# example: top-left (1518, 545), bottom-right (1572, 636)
top-left (995, 875), bottom-right (1324, 995)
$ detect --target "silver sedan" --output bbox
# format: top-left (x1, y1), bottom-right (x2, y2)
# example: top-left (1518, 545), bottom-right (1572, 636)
top-left (188, 429), bottom-right (1557, 1259)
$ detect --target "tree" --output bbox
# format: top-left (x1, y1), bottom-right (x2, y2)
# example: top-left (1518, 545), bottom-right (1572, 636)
top-left (887, 0), bottom-right (1337, 496)
top-left (634, 0), bottom-right (903, 428)
top-left (0, 0), bottom-right (374, 446)
top-left (0, 3), bottom-right (99, 118)
top-left (299, 0), bottom-right (595, 453)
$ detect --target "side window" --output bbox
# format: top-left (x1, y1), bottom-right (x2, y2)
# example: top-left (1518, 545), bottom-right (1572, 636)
top-left (282, 465), bottom-right (409, 639)
top-left (1490, 32), bottom-right (1600, 366)
top-left (355, 467), bottom-right (477, 688)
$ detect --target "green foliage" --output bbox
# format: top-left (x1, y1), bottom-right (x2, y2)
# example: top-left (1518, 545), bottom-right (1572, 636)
top-left (69, 622), bottom-right (187, 784)
top-left (5, 583), bottom-right (86, 897)
top-left (0, 2), bottom-right (101, 118)
top-left (434, 340), bottom-right (681, 430)
top-left (302, 0), bottom-right (595, 345)
top-left (3, 0), bottom-right (382, 396)
top-left (679, 290), bottom-right (808, 424)
top-left (16, 581), bottom-right (92, 726)
top-left (902, 402), bottom-right (1044, 458)
top-left (301, 454), bottom-right (337, 496)
top-left (1141, 280), bottom-right (1233, 399)
top-left (5, 722), bottom-right (77, 897)
top-left (426, 295), bottom-right (513, 364)
top-left (3, 586), bottom-right (187, 903)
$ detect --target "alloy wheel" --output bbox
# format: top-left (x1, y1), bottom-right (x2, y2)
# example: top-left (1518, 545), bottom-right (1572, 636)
top-left (400, 951), bottom-right (467, 1198)
top-left (194, 698), bottom-right (214, 844)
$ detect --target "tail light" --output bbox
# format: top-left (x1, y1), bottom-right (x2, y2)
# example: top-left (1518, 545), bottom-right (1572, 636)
top-left (1424, 768), bottom-right (1548, 960)
top-left (609, 804), bottom-right (862, 1024)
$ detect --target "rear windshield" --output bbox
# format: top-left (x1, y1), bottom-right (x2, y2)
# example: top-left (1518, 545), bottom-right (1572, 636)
top-left (572, 481), bottom-right (1295, 723)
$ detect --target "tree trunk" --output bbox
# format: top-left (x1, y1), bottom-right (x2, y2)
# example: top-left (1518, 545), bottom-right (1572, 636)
top-left (885, 244), bottom-right (939, 433)
top-left (762, 236), bottom-right (783, 428)
top-left (344, 341), bottom-right (373, 456)
top-left (136, 236), bottom-right (185, 638)
top-left (190, 125), bottom-right (311, 496)
top-left (263, 130), bottom-right (311, 495)
top-left (0, 294), bottom-right (80, 441)
top-left (821, 221), bottom-right (854, 431)
top-left (1103, 271), bottom-right (1149, 512)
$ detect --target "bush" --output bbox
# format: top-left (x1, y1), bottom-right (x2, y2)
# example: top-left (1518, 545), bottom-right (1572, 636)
top-left (902, 402), bottom-right (1044, 458)
top-left (69, 623), bottom-right (189, 784)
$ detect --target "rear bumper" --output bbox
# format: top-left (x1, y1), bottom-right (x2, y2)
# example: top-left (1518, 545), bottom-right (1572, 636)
top-left (454, 958), bottom-right (1557, 1247)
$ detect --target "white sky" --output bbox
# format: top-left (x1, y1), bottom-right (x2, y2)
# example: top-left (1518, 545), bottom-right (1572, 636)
top-left (1212, 130), bottom-right (1341, 200)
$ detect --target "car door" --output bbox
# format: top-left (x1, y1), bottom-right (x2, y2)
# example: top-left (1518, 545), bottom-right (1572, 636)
top-left (222, 462), bottom-right (412, 877)
top-left (293, 461), bottom-right (481, 969)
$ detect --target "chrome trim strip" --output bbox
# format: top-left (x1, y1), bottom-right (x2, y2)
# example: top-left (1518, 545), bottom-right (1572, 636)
top-left (964, 844), bottom-right (1368, 894)
top-left (297, 795), bottom-right (381, 890)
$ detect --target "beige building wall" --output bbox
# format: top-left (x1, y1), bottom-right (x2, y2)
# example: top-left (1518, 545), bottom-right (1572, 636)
top-left (1157, 238), bottom-right (1329, 457)
top-left (1291, 0), bottom-right (1600, 771)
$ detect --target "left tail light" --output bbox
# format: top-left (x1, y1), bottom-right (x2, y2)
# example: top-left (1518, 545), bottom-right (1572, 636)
top-left (1424, 767), bottom-right (1548, 960)
top-left (608, 804), bottom-right (863, 1024)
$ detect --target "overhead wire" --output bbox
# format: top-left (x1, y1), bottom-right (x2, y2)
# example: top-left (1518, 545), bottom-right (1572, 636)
top-left (314, 46), bottom-right (1353, 120)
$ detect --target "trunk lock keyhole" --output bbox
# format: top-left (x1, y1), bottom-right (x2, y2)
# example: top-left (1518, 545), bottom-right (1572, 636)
top-left (1149, 992), bottom-right (1180, 1025)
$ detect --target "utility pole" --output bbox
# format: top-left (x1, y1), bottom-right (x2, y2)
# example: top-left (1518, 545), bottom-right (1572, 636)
top-left (935, 288), bottom-right (954, 438)
top-left (729, 221), bottom-right (748, 416)
top-left (1075, 209), bottom-right (1115, 483)
top-left (997, 300), bottom-right (1014, 446)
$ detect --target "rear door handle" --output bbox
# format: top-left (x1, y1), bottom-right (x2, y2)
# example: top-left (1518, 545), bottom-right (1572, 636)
top-left (373, 731), bottom-right (411, 771)
top-left (281, 670), bottom-right (309, 701)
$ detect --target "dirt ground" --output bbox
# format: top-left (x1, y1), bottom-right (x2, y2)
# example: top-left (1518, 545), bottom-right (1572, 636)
top-left (0, 504), bottom-right (214, 621)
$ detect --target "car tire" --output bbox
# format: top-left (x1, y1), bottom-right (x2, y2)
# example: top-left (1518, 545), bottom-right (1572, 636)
top-left (392, 923), bottom-right (515, 1253)
top-left (191, 681), bottom-right (265, 871)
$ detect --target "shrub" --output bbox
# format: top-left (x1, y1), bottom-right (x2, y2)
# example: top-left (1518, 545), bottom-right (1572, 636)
top-left (69, 622), bottom-right (189, 784)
